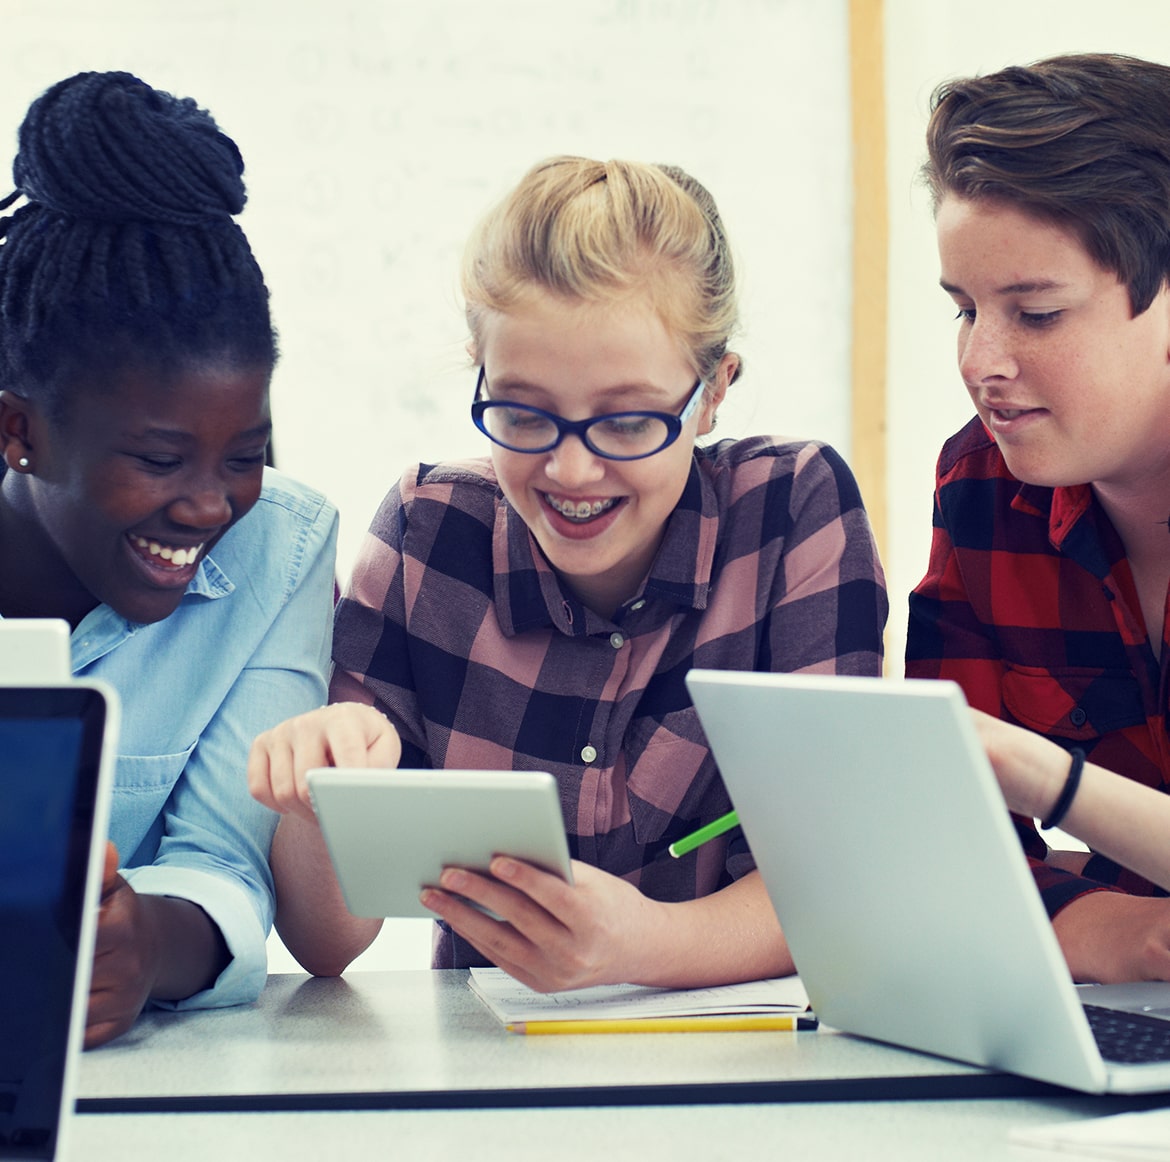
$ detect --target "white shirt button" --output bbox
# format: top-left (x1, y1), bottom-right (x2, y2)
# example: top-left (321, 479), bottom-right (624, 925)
top-left (580, 744), bottom-right (598, 764)
top-left (609, 632), bottom-right (625, 649)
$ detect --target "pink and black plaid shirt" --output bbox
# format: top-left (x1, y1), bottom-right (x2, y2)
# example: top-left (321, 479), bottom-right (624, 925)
top-left (332, 436), bottom-right (888, 967)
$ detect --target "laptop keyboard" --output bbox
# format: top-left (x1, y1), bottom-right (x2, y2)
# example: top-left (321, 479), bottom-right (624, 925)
top-left (1084, 1003), bottom-right (1170, 1064)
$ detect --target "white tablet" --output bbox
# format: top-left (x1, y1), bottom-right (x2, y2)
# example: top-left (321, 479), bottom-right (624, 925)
top-left (305, 768), bottom-right (574, 919)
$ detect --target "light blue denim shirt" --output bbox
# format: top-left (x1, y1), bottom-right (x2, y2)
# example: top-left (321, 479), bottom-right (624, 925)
top-left (69, 468), bottom-right (337, 1010)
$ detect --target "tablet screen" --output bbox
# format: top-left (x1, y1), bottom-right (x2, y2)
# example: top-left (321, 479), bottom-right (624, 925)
top-left (307, 768), bottom-right (573, 919)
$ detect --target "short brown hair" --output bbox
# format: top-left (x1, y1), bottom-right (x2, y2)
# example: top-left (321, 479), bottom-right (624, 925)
top-left (462, 156), bottom-right (741, 384)
top-left (923, 53), bottom-right (1170, 314)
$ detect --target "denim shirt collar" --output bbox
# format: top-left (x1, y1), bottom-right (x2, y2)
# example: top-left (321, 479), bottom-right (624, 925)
top-left (69, 552), bottom-right (235, 669)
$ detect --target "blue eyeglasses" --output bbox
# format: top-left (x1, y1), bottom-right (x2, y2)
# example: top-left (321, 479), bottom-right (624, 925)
top-left (471, 367), bottom-right (706, 461)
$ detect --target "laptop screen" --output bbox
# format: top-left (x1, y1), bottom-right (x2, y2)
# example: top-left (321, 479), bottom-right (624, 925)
top-left (0, 686), bottom-right (112, 1161)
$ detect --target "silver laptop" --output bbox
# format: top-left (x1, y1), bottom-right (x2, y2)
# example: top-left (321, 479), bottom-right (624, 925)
top-left (685, 669), bottom-right (1170, 1095)
top-left (0, 620), bottom-right (71, 685)
top-left (0, 682), bottom-right (118, 1159)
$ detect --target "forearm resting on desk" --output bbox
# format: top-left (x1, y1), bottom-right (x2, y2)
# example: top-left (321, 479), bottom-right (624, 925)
top-left (269, 813), bottom-right (383, 976)
top-left (1054, 891), bottom-right (1170, 984)
top-left (637, 870), bottom-right (796, 988)
top-left (143, 896), bottom-right (230, 1000)
top-left (89, 849), bottom-right (232, 1048)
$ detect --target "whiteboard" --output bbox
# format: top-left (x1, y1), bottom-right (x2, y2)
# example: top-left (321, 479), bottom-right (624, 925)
top-left (3, 0), bottom-right (853, 578)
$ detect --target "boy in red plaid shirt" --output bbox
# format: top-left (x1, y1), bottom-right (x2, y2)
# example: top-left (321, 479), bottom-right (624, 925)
top-left (908, 54), bottom-right (1170, 984)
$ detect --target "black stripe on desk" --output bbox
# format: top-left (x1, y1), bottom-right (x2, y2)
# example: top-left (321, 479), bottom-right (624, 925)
top-left (77, 1072), bottom-right (1065, 1113)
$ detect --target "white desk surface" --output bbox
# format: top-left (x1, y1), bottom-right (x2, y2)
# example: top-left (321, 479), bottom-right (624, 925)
top-left (71, 1097), bottom-right (1168, 1162)
top-left (69, 970), bottom-right (1169, 1160)
top-left (79, 970), bottom-right (1009, 1107)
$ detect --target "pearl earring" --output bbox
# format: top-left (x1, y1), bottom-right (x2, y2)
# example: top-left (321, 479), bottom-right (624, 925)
top-left (17, 457), bottom-right (29, 469)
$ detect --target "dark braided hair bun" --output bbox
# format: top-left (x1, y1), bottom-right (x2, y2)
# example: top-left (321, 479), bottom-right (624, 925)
top-left (0, 70), bottom-right (275, 415)
top-left (14, 71), bottom-right (247, 226)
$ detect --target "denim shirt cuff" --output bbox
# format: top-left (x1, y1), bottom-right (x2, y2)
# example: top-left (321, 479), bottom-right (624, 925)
top-left (121, 863), bottom-right (269, 1010)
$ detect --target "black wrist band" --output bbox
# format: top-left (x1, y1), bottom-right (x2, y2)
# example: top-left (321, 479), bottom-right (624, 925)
top-left (1040, 747), bottom-right (1086, 831)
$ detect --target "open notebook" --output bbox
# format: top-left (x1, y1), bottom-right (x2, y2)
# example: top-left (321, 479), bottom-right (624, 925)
top-left (0, 683), bottom-right (118, 1160)
top-left (468, 968), bottom-right (812, 1032)
top-left (686, 669), bottom-right (1170, 1094)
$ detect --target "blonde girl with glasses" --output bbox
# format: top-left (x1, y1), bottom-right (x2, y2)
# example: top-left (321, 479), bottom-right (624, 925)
top-left (249, 157), bottom-right (887, 988)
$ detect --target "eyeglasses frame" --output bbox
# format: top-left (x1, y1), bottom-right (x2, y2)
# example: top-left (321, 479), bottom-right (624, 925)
top-left (470, 367), bottom-right (706, 462)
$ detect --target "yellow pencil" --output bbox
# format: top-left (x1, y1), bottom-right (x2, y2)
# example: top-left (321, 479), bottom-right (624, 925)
top-left (505, 1013), bottom-right (818, 1035)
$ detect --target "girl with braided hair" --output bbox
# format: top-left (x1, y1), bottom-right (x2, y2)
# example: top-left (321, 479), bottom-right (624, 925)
top-left (0, 71), bottom-right (337, 1046)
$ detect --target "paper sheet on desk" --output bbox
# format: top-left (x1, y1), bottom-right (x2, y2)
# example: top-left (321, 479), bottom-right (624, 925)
top-left (467, 968), bottom-right (810, 1024)
top-left (1010, 1108), bottom-right (1170, 1159)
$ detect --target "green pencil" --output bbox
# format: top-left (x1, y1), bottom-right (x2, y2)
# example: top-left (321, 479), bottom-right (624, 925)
top-left (668, 809), bottom-right (740, 858)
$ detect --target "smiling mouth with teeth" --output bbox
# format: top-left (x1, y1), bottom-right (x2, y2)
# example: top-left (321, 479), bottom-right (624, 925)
top-left (130, 535), bottom-right (205, 568)
top-left (544, 494), bottom-right (620, 523)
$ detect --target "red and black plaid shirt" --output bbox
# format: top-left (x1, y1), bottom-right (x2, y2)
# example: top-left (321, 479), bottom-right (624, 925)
top-left (907, 416), bottom-right (1170, 915)
top-left (332, 437), bottom-right (888, 967)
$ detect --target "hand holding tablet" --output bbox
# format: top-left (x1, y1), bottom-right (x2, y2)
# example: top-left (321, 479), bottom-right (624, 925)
top-left (305, 768), bottom-right (573, 919)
